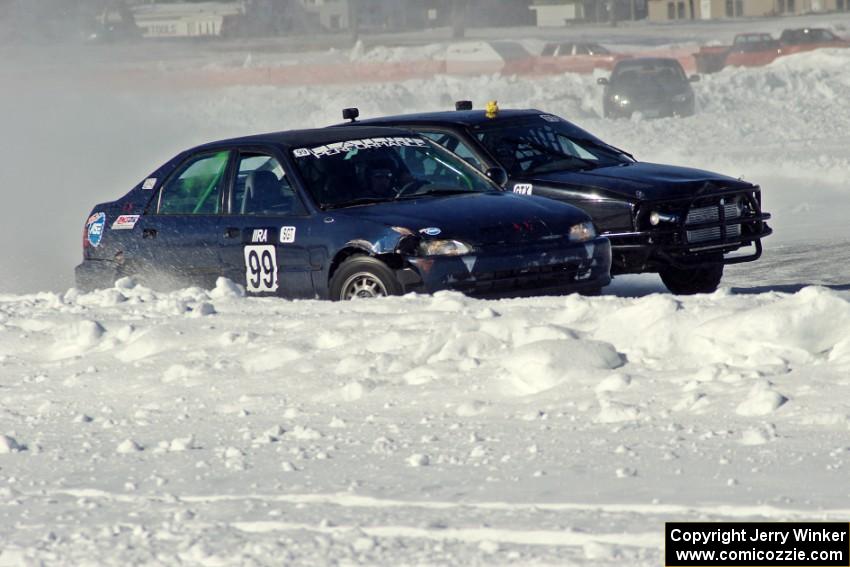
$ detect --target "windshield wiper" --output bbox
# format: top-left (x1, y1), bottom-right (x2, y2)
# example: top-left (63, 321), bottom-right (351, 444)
top-left (323, 197), bottom-right (389, 209)
top-left (505, 137), bottom-right (600, 171)
top-left (395, 187), bottom-right (472, 200)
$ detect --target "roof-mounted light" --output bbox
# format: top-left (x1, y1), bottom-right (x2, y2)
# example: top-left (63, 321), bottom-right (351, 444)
top-left (342, 108), bottom-right (360, 122)
top-left (455, 100), bottom-right (473, 111)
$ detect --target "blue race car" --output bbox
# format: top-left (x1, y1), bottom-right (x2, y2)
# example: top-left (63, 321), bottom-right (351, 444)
top-left (76, 127), bottom-right (611, 300)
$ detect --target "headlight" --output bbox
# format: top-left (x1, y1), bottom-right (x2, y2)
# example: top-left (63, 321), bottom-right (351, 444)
top-left (418, 239), bottom-right (472, 256)
top-left (649, 211), bottom-right (679, 225)
top-left (569, 221), bottom-right (596, 242)
top-left (672, 93), bottom-right (691, 103)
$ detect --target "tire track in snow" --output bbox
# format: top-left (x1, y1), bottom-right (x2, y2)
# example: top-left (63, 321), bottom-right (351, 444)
top-left (230, 521), bottom-right (659, 548)
top-left (48, 489), bottom-right (850, 520)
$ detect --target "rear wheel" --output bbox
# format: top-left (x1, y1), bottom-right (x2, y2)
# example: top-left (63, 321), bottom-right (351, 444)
top-left (330, 256), bottom-right (403, 301)
top-left (659, 262), bottom-right (724, 295)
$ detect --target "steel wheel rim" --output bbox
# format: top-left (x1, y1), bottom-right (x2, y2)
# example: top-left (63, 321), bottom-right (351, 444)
top-left (341, 272), bottom-right (388, 300)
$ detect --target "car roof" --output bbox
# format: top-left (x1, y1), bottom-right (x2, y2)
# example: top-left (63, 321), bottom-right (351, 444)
top-left (189, 126), bottom-right (419, 153)
top-left (351, 108), bottom-right (545, 127)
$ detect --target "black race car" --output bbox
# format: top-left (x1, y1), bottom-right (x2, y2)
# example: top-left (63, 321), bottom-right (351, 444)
top-left (76, 126), bottom-right (610, 300)
top-left (341, 106), bottom-right (772, 294)
top-left (597, 57), bottom-right (699, 119)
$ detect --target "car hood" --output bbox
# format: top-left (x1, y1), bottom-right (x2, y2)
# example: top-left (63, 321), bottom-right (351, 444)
top-left (331, 191), bottom-right (589, 245)
top-left (523, 162), bottom-right (754, 202)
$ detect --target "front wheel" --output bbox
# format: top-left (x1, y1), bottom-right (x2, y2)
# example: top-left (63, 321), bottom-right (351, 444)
top-left (330, 256), bottom-right (403, 301)
top-left (659, 262), bottom-right (724, 295)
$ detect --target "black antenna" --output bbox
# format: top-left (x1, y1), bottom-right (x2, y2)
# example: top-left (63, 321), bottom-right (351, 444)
top-left (455, 100), bottom-right (473, 111)
top-left (342, 108), bottom-right (360, 122)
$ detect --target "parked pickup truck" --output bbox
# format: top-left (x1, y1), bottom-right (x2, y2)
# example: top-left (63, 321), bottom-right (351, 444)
top-left (779, 28), bottom-right (850, 55)
top-left (695, 33), bottom-right (781, 74)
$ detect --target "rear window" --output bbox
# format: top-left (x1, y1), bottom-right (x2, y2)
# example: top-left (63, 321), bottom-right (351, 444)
top-left (158, 151), bottom-right (229, 214)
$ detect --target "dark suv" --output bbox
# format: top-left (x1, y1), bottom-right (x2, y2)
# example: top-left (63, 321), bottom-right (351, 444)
top-left (340, 106), bottom-right (772, 294)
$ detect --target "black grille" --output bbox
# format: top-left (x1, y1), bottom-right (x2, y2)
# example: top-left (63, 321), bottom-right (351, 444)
top-left (685, 201), bottom-right (743, 245)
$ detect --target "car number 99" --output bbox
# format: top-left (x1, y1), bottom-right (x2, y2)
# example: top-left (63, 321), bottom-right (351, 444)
top-left (244, 245), bottom-right (279, 293)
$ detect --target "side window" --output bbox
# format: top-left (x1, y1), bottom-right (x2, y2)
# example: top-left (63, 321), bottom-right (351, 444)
top-left (419, 131), bottom-right (485, 171)
top-left (159, 151), bottom-right (229, 214)
top-left (234, 153), bottom-right (299, 216)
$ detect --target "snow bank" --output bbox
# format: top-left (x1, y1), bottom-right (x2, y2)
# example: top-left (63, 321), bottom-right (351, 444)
top-left (2, 281), bottom-right (849, 564)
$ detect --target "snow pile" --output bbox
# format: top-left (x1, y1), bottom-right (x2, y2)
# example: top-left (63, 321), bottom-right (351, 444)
top-left (1, 279), bottom-right (849, 563)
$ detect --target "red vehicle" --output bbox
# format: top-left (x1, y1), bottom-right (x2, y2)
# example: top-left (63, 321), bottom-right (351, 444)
top-left (695, 33), bottom-right (781, 74)
top-left (535, 42), bottom-right (630, 74)
top-left (779, 28), bottom-right (850, 55)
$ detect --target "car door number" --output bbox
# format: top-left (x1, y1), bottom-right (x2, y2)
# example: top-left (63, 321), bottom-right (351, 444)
top-left (244, 245), bottom-right (278, 293)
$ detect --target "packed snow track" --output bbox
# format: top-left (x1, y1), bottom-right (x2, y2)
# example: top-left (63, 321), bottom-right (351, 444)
top-left (1, 278), bottom-right (850, 565)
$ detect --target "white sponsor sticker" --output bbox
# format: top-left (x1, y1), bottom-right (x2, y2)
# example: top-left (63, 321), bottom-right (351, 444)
top-left (142, 178), bottom-right (157, 190)
top-left (513, 183), bottom-right (533, 195)
top-left (280, 226), bottom-right (296, 243)
top-left (111, 214), bottom-right (140, 230)
top-left (244, 245), bottom-right (278, 293)
top-left (540, 114), bottom-right (560, 123)
top-left (293, 137), bottom-right (428, 159)
top-left (419, 227), bottom-right (441, 236)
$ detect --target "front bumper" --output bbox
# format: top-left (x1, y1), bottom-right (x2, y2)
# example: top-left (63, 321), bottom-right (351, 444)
top-left (607, 100), bottom-right (694, 119)
top-left (400, 236), bottom-right (612, 298)
top-left (606, 188), bottom-right (772, 274)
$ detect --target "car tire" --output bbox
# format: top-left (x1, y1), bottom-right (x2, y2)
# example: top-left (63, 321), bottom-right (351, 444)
top-left (659, 262), bottom-right (724, 295)
top-left (330, 256), bottom-right (403, 301)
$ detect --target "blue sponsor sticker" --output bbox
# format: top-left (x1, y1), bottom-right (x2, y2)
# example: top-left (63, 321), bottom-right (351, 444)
top-left (87, 212), bottom-right (106, 247)
top-left (420, 227), bottom-right (441, 236)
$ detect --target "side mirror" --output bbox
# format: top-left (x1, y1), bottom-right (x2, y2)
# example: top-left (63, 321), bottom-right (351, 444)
top-left (485, 167), bottom-right (508, 187)
top-left (689, 74), bottom-right (701, 83)
top-left (597, 77), bottom-right (609, 86)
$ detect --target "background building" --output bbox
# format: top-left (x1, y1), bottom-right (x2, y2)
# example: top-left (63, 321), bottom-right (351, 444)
top-left (647, 0), bottom-right (850, 19)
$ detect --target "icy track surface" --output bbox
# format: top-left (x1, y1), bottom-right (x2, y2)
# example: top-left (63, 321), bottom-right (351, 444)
top-left (2, 278), bottom-right (850, 565)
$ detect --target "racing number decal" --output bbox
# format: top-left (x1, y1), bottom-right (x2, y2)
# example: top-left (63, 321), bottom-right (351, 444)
top-left (244, 245), bottom-right (279, 293)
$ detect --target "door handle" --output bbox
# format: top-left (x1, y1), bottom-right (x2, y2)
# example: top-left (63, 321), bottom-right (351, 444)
top-left (142, 228), bottom-right (157, 239)
top-left (224, 227), bottom-right (240, 239)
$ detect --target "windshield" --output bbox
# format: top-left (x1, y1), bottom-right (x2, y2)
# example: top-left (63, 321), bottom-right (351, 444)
top-left (783, 29), bottom-right (838, 43)
top-left (474, 119), bottom-right (631, 176)
top-left (291, 136), bottom-right (496, 209)
top-left (734, 34), bottom-right (774, 45)
top-left (612, 60), bottom-right (687, 86)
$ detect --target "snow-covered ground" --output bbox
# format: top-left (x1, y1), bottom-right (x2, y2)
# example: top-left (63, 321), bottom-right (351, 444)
top-left (2, 35), bottom-right (850, 566)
